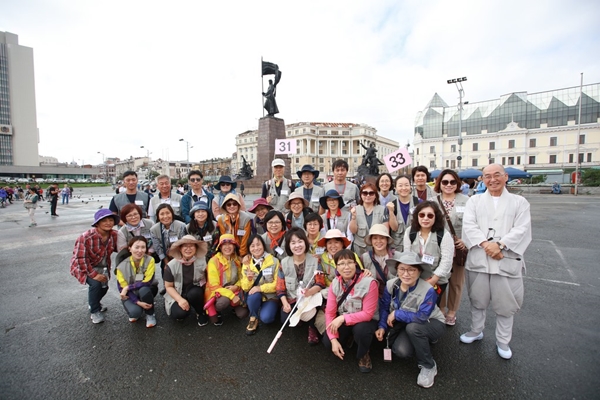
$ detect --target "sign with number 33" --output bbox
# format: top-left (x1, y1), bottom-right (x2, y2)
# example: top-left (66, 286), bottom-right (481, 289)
top-left (383, 147), bottom-right (412, 173)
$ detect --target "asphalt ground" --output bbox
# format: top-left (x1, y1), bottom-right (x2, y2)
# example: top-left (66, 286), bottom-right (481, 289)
top-left (0, 188), bottom-right (599, 399)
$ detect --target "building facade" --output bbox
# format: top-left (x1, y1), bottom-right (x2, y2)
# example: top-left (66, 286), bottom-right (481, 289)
top-left (414, 83), bottom-right (600, 171)
top-left (0, 32), bottom-right (40, 166)
top-left (235, 122), bottom-right (399, 180)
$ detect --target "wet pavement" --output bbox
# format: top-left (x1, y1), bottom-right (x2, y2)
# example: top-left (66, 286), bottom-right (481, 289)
top-left (0, 188), bottom-right (599, 399)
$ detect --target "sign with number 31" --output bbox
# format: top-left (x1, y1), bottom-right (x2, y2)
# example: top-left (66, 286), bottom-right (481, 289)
top-left (275, 139), bottom-right (297, 155)
top-left (383, 147), bottom-right (412, 173)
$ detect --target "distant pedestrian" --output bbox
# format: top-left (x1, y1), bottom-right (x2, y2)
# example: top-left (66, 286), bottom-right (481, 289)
top-left (24, 187), bottom-right (39, 227)
top-left (48, 183), bottom-right (60, 216)
top-left (69, 209), bottom-right (120, 324)
top-left (474, 176), bottom-right (486, 195)
top-left (239, 182), bottom-right (245, 197)
top-left (61, 184), bottom-right (70, 204)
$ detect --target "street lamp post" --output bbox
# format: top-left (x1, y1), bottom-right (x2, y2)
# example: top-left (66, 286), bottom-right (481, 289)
top-left (179, 139), bottom-right (191, 169)
top-left (447, 77), bottom-right (467, 170)
top-left (97, 152), bottom-right (105, 181)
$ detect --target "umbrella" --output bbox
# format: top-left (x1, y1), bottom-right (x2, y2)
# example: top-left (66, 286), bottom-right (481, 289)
top-left (504, 167), bottom-right (532, 179)
top-left (429, 170), bottom-right (442, 179)
top-left (458, 169), bottom-right (483, 179)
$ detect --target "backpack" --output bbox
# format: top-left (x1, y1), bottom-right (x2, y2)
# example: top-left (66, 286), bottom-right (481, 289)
top-left (409, 229), bottom-right (444, 248)
top-left (393, 196), bottom-right (421, 217)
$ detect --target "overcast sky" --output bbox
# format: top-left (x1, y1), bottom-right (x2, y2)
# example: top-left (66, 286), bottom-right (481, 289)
top-left (2, 0), bottom-right (599, 165)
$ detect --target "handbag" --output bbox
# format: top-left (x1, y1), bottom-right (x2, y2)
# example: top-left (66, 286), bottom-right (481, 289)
top-left (436, 196), bottom-right (468, 266)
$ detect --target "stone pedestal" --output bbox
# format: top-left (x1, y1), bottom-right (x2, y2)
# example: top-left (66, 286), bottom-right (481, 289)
top-left (245, 116), bottom-right (289, 191)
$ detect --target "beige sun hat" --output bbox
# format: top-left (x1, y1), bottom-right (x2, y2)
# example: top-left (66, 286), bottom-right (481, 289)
top-left (284, 191), bottom-right (309, 210)
top-left (168, 235), bottom-right (208, 259)
top-left (220, 192), bottom-right (242, 213)
top-left (364, 223), bottom-right (393, 246)
top-left (289, 292), bottom-right (323, 327)
top-left (317, 228), bottom-right (351, 248)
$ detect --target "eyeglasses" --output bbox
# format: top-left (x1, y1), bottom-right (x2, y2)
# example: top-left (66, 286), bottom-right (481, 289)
top-left (487, 228), bottom-right (501, 241)
top-left (483, 172), bottom-right (505, 180)
top-left (225, 202), bottom-right (238, 208)
top-left (418, 212), bottom-right (435, 219)
top-left (398, 268), bottom-right (419, 275)
top-left (441, 179), bottom-right (457, 186)
top-left (290, 201), bottom-right (304, 207)
top-left (267, 220), bottom-right (282, 225)
top-left (189, 178), bottom-right (202, 182)
top-left (361, 191), bottom-right (376, 196)
top-left (337, 261), bottom-right (355, 267)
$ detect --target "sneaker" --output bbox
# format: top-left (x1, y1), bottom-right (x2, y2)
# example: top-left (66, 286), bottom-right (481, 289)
top-left (211, 314), bottom-right (223, 326)
top-left (496, 342), bottom-right (512, 359)
top-left (197, 313), bottom-right (209, 327)
top-left (417, 361), bottom-right (437, 388)
top-left (99, 304), bottom-right (108, 313)
top-left (246, 317), bottom-right (259, 336)
top-left (159, 288), bottom-right (166, 296)
top-left (358, 351), bottom-right (372, 373)
top-left (460, 331), bottom-right (484, 344)
top-left (90, 312), bottom-right (105, 324)
top-left (146, 314), bottom-right (157, 328)
top-left (307, 326), bottom-right (319, 345)
top-left (129, 317), bottom-right (138, 323)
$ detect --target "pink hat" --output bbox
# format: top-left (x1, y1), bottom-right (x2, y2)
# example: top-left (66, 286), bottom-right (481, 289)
top-left (248, 197), bottom-right (274, 213)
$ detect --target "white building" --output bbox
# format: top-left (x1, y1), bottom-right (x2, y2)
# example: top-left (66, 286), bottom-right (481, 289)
top-left (0, 32), bottom-right (40, 166)
top-left (413, 83), bottom-right (600, 172)
top-left (236, 122), bottom-right (400, 179)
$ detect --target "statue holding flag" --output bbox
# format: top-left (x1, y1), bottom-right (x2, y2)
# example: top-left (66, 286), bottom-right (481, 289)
top-left (262, 60), bottom-right (282, 117)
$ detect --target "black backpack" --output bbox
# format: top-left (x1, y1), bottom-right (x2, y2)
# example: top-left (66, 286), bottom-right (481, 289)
top-left (409, 229), bottom-right (444, 248)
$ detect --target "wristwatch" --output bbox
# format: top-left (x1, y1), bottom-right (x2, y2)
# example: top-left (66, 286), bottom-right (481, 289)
top-left (498, 242), bottom-right (506, 250)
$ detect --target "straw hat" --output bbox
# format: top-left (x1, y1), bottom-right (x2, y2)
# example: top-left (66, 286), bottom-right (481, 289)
top-left (168, 235), bottom-right (208, 259)
top-left (317, 228), bottom-right (351, 248)
top-left (364, 223), bottom-right (393, 246)
top-left (284, 191), bottom-right (309, 210)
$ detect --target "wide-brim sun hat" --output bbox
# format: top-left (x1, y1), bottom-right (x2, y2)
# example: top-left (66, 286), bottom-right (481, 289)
top-left (317, 228), bottom-right (351, 248)
top-left (168, 235), bottom-right (208, 259)
top-left (284, 191), bottom-right (309, 210)
top-left (92, 209), bottom-right (120, 227)
top-left (220, 193), bottom-right (242, 213)
top-left (319, 189), bottom-right (345, 210)
top-left (386, 251), bottom-right (423, 270)
top-left (215, 175), bottom-right (237, 191)
top-left (364, 223), bottom-right (393, 246)
top-left (296, 164), bottom-right (320, 180)
top-left (248, 197), bottom-right (273, 213)
top-left (289, 292), bottom-right (323, 326)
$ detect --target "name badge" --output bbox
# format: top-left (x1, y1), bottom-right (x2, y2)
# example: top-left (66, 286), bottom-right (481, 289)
top-left (169, 236), bottom-right (178, 243)
top-left (203, 234), bottom-right (212, 242)
top-left (143, 233), bottom-right (152, 239)
top-left (275, 246), bottom-right (284, 255)
top-left (281, 190), bottom-right (289, 196)
top-left (422, 254), bottom-right (435, 265)
top-left (171, 201), bottom-right (180, 207)
top-left (409, 207), bottom-right (415, 215)
top-left (135, 200), bottom-right (144, 206)
top-left (311, 197), bottom-right (319, 204)
top-left (135, 273), bottom-right (144, 281)
top-left (263, 268), bottom-right (273, 277)
top-left (455, 206), bottom-right (465, 213)
top-left (237, 229), bottom-right (246, 236)
top-left (315, 247), bottom-right (325, 255)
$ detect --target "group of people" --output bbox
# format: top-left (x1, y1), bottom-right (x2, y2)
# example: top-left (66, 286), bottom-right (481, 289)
top-left (69, 161), bottom-right (531, 388)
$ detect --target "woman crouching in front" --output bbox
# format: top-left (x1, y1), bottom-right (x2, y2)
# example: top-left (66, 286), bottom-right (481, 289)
top-left (323, 249), bottom-right (378, 373)
top-left (375, 251), bottom-right (446, 389)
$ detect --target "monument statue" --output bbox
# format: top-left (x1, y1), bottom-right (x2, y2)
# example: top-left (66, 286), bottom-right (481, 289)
top-left (235, 155), bottom-right (254, 181)
top-left (357, 141), bottom-right (384, 177)
top-left (261, 60), bottom-right (282, 117)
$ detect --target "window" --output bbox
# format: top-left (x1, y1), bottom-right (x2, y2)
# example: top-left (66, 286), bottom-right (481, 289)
top-left (502, 157), bottom-right (506, 165)
top-left (472, 143), bottom-right (478, 151)
top-left (296, 158), bottom-right (300, 163)
top-left (580, 135), bottom-right (585, 144)
top-left (517, 156), bottom-right (521, 165)
top-left (508, 140), bottom-right (515, 149)
top-left (417, 148), bottom-right (420, 155)
top-left (429, 146), bottom-right (435, 154)
top-left (489, 158), bottom-right (495, 164)
top-left (489, 142), bottom-right (496, 150)
top-left (587, 153), bottom-right (592, 162)
top-left (579, 153), bottom-right (584, 163)
top-left (529, 156), bottom-right (536, 164)
top-left (550, 137), bottom-right (558, 146)
top-left (446, 160), bottom-right (449, 168)
top-left (451, 144), bottom-right (456, 152)
top-left (429, 160), bottom-right (435, 168)
top-left (549, 155), bottom-right (557, 164)
top-left (529, 138), bottom-right (536, 148)
top-left (569, 154), bottom-right (574, 163)
top-left (451, 160), bottom-right (456, 169)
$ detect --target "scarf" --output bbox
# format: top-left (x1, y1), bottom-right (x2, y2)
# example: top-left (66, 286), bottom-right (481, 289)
top-left (267, 230), bottom-right (285, 251)
top-left (176, 256), bottom-right (196, 266)
top-left (126, 222), bottom-right (143, 232)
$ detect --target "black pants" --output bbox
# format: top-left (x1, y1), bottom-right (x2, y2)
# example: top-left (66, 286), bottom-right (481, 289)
top-left (50, 196), bottom-right (58, 215)
top-left (323, 320), bottom-right (377, 359)
top-left (169, 285), bottom-right (205, 320)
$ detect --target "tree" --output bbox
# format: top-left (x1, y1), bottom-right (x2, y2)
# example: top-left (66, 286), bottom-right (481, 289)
top-left (581, 169), bottom-right (600, 186)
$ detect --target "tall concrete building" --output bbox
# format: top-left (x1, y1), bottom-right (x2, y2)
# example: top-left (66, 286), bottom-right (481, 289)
top-left (0, 32), bottom-right (40, 166)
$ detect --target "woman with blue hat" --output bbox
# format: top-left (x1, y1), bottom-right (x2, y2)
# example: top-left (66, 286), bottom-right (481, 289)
top-left (319, 189), bottom-right (353, 244)
top-left (212, 175), bottom-right (245, 217)
top-left (186, 201), bottom-right (220, 262)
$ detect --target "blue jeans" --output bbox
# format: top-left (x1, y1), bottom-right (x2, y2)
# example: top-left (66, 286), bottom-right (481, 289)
top-left (247, 292), bottom-right (279, 324)
top-left (122, 286), bottom-right (157, 318)
top-left (62, 193), bottom-right (69, 204)
top-left (86, 276), bottom-right (108, 314)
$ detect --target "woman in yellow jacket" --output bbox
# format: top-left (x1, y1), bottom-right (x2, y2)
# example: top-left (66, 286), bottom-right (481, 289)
top-left (205, 234), bottom-right (248, 326)
top-left (239, 234), bottom-right (280, 336)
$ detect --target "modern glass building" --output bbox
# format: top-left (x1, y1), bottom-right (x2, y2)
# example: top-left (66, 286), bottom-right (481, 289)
top-left (413, 83), bottom-right (600, 172)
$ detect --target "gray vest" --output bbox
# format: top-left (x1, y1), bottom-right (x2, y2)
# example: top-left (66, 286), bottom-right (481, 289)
top-left (390, 196), bottom-right (419, 251)
top-left (320, 209), bottom-right (351, 234)
top-left (353, 205), bottom-right (387, 251)
top-left (324, 181), bottom-right (359, 210)
top-left (163, 258), bottom-right (207, 315)
top-left (385, 278), bottom-right (445, 323)
top-left (280, 256), bottom-right (319, 300)
top-left (406, 229), bottom-right (450, 285)
top-left (150, 192), bottom-right (183, 220)
top-left (303, 185), bottom-right (325, 213)
top-left (113, 191), bottom-right (150, 218)
top-left (330, 275), bottom-right (379, 321)
top-left (266, 177), bottom-right (292, 213)
top-left (116, 255), bottom-right (157, 287)
top-left (261, 232), bottom-right (287, 261)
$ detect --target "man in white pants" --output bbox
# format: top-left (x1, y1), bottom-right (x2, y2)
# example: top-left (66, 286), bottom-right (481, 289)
top-left (460, 164), bottom-right (532, 360)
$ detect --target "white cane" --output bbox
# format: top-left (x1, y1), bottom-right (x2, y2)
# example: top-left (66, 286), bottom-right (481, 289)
top-left (267, 270), bottom-right (321, 354)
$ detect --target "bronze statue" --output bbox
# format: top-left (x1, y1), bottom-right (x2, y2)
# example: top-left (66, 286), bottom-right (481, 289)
top-left (236, 155), bottom-right (254, 181)
top-left (358, 141), bottom-right (384, 176)
top-left (261, 60), bottom-right (282, 117)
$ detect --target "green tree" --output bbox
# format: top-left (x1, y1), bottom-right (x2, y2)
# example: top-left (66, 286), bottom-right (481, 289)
top-left (581, 169), bottom-right (600, 186)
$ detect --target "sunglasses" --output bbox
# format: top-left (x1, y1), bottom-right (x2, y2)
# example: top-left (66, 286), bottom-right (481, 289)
top-left (225, 202), bottom-right (238, 208)
top-left (361, 191), bottom-right (376, 196)
top-left (220, 183), bottom-right (231, 186)
top-left (418, 212), bottom-right (435, 219)
top-left (441, 179), bottom-right (457, 186)
top-left (189, 178), bottom-right (202, 182)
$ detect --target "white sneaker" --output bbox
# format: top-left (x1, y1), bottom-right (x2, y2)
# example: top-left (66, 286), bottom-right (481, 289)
top-left (417, 361), bottom-right (437, 388)
top-left (497, 342), bottom-right (512, 359)
top-left (129, 317), bottom-right (138, 323)
top-left (146, 314), bottom-right (157, 328)
top-left (90, 312), bottom-right (105, 324)
top-left (460, 331), bottom-right (484, 344)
